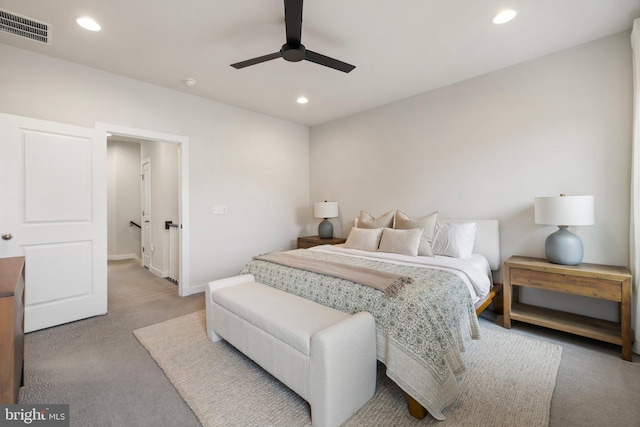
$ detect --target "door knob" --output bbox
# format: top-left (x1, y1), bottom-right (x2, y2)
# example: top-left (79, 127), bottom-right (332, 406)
top-left (2, 233), bottom-right (13, 240)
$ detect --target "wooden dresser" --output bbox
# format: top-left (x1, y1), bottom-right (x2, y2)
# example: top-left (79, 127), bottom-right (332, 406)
top-left (0, 256), bottom-right (25, 403)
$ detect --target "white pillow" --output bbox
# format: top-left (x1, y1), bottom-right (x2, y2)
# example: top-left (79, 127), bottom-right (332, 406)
top-left (432, 222), bottom-right (477, 258)
top-left (377, 227), bottom-right (423, 256)
top-left (394, 210), bottom-right (438, 257)
top-left (344, 227), bottom-right (384, 251)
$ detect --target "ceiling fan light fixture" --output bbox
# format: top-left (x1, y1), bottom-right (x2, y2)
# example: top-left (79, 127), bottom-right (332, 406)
top-left (493, 9), bottom-right (517, 24)
top-left (297, 96), bottom-right (309, 104)
top-left (76, 17), bottom-right (101, 32)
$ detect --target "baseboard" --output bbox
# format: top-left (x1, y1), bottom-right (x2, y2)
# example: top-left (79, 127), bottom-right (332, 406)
top-left (149, 265), bottom-right (169, 278)
top-left (183, 283), bottom-right (206, 296)
top-left (108, 254), bottom-right (138, 261)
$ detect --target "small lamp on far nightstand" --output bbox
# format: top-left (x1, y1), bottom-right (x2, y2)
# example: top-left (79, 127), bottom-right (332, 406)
top-left (314, 201), bottom-right (339, 239)
top-left (534, 194), bottom-right (595, 266)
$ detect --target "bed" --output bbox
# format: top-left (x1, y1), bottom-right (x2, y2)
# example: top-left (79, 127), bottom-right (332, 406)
top-left (241, 215), bottom-right (500, 420)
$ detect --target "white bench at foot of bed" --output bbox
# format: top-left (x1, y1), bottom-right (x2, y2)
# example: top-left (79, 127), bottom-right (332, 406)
top-left (205, 274), bottom-right (377, 427)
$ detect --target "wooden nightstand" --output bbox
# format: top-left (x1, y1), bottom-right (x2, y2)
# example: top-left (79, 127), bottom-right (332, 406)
top-left (297, 235), bottom-right (347, 249)
top-left (503, 256), bottom-right (632, 361)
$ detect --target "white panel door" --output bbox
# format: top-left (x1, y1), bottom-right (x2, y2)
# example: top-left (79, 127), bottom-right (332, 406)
top-left (0, 113), bottom-right (107, 332)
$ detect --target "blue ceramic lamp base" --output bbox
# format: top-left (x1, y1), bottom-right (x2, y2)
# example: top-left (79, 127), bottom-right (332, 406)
top-left (318, 218), bottom-right (334, 239)
top-left (545, 226), bottom-right (583, 266)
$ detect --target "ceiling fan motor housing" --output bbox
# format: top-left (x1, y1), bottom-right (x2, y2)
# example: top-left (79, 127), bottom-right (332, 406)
top-left (281, 44), bottom-right (306, 62)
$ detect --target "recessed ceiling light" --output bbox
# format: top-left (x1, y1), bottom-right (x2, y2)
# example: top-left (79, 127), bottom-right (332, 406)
top-left (183, 78), bottom-right (197, 87)
top-left (76, 17), bottom-right (101, 32)
top-left (493, 9), bottom-right (517, 25)
top-left (297, 97), bottom-right (309, 104)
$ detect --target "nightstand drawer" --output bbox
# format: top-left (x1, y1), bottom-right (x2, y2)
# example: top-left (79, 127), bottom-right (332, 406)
top-left (511, 268), bottom-right (623, 302)
top-left (297, 240), bottom-right (317, 249)
top-left (297, 236), bottom-right (347, 249)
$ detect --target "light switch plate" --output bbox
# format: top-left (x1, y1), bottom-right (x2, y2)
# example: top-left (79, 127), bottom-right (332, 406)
top-left (213, 205), bottom-right (227, 215)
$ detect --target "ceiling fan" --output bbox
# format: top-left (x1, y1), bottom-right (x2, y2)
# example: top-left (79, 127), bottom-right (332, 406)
top-left (230, 0), bottom-right (355, 73)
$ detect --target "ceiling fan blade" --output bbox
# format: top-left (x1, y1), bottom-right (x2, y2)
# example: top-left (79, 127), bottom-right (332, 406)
top-left (305, 50), bottom-right (355, 73)
top-left (284, 0), bottom-right (303, 46)
top-left (231, 52), bottom-right (282, 69)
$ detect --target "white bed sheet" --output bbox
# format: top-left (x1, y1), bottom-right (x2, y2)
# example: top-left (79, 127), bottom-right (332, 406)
top-left (309, 244), bottom-right (493, 305)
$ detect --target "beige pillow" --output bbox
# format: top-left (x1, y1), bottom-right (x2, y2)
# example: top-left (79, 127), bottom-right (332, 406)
top-left (394, 211), bottom-right (438, 257)
top-left (377, 227), bottom-right (423, 256)
top-left (344, 227), bottom-right (384, 251)
top-left (357, 210), bottom-right (395, 229)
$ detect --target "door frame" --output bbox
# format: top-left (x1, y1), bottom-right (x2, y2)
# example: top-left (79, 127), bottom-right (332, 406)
top-left (96, 123), bottom-right (191, 297)
top-left (140, 157), bottom-right (152, 269)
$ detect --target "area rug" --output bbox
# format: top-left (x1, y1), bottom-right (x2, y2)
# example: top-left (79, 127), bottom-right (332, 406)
top-left (134, 310), bottom-right (562, 427)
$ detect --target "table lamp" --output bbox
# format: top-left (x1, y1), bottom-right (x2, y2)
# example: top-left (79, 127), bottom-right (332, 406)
top-left (534, 194), bottom-right (594, 265)
top-left (314, 201), bottom-right (338, 239)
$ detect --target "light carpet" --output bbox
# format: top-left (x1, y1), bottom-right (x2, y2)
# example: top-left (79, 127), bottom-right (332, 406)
top-left (134, 310), bottom-right (562, 427)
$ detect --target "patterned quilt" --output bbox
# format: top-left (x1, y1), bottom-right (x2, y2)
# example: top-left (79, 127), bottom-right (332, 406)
top-left (241, 248), bottom-right (480, 420)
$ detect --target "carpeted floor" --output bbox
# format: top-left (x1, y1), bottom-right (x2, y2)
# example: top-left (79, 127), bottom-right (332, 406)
top-left (18, 259), bottom-right (640, 426)
top-left (19, 259), bottom-right (205, 427)
top-left (135, 310), bottom-right (562, 427)
top-left (480, 310), bottom-right (640, 427)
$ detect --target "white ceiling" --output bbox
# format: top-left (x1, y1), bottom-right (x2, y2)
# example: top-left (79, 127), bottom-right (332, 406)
top-left (1, 1), bottom-right (638, 127)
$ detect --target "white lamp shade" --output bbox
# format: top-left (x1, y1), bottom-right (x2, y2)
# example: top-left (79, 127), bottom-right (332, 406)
top-left (534, 195), bottom-right (595, 226)
top-left (314, 201), bottom-right (338, 218)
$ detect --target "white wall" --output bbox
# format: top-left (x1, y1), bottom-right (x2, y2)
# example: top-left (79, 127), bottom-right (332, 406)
top-left (107, 140), bottom-right (141, 260)
top-left (0, 43), bottom-right (309, 293)
top-left (309, 32), bottom-right (633, 321)
top-left (140, 139), bottom-right (179, 276)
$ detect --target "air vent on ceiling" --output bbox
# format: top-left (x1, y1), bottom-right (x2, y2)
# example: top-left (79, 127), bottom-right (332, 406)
top-left (0, 9), bottom-right (51, 44)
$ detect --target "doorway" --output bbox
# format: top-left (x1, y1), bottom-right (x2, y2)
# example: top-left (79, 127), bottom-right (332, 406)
top-left (97, 123), bottom-right (191, 297)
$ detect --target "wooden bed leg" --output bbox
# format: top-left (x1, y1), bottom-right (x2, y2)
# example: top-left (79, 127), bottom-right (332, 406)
top-left (407, 395), bottom-right (427, 420)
